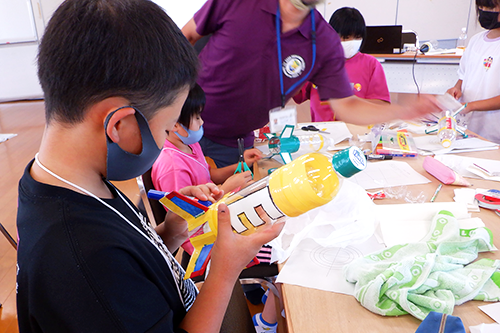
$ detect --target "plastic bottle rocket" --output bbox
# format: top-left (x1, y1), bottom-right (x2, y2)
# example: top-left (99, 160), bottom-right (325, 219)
top-left (426, 94), bottom-right (468, 140)
top-left (148, 147), bottom-right (367, 279)
top-left (264, 124), bottom-right (335, 164)
top-left (437, 111), bottom-right (457, 148)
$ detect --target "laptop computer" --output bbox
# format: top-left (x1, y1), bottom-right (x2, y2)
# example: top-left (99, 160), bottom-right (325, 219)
top-left (360, 25), bottom-right (403, 54)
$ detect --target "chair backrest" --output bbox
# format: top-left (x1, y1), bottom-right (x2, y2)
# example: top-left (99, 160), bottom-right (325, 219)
top-left (136, 168), bottom-right (167, 228)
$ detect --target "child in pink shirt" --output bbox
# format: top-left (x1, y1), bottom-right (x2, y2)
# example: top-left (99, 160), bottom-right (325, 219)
top-left (152, 84), bottom-right (262, 252)
top-left (152, 83), bottom-right (261, 196)
top-left (294, 7), bottom-right (391, 122)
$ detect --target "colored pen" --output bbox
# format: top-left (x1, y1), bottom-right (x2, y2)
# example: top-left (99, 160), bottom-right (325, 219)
top-left (430, 184), bottom-right (443, 202)
top-left (365, 154), bottom-right (393, 160)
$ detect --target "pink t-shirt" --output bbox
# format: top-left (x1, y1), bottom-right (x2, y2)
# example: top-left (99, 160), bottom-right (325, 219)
top-left (152, 140), bottom-right (212, 193)
top-left (151, 140), bottom-right (212, 255)
top-left (294, 52), bottom-right (391, 122)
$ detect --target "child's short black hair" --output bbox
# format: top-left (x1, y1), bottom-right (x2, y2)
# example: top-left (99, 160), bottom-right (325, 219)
top-left (38, 0), bottom-right (199, 124)
top-left (476, 0), bottom-right (500, 11)
top-left (177, 83), bottom-right (205, 128)
top-left (329, 7), bottom-right (366, 40)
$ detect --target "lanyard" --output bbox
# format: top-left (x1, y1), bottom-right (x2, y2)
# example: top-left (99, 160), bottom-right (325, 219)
top-left (33, 153), bottom-right (196, 309)
top-left (276, 4), bottom-right (317, 107)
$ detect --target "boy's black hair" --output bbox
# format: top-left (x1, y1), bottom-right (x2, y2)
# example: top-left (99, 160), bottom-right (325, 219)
top-left (38, 0), bottom-right (199, 123)
top-left (177, 83), bottom-right (205, 129)
top-left (329, 7), bottom-right (366, 40)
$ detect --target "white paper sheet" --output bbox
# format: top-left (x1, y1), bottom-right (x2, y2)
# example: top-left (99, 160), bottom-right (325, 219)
top-left (276, 235), bottom-right (384, 295)
top-left (479, 302), bottom-right (500, 325)
top-left (348, 160), bottom-right (431, 190)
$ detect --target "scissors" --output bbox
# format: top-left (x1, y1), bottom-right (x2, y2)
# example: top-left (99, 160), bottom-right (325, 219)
top-left (301, 125), bottom-right (330, 134)
top-left (234, 138), bottom-right (252, 176)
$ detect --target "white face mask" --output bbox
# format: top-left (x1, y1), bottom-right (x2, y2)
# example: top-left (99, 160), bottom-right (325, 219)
top-left (341, 39), bottom-right (363, 59)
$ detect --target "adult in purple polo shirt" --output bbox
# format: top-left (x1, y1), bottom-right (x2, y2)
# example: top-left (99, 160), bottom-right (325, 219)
top-left (183, 0), bottom-right (439, 167)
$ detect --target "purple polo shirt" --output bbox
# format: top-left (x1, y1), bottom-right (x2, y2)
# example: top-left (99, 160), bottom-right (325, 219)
top-left (194, 0), bottom-right (352, 147)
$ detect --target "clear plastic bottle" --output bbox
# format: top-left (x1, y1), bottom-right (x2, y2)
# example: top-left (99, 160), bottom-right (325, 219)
top-left (437, 111), bottom-right (457, 148)
top-left (150, 147), bottom-right (367, 278)
top-left (456, 27), bottom-right (467, 55)
top-left (269, 132), bottom-right (335, 155)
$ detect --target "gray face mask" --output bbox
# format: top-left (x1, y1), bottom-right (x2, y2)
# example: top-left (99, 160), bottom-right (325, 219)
top-left (104, 106), bottom-right (161, 181)
top-left (289, 0), bottom-right (324, 11)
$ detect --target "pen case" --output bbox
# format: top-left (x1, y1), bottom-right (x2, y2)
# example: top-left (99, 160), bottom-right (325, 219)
top-left (422, 156), bottom-right (471, 186)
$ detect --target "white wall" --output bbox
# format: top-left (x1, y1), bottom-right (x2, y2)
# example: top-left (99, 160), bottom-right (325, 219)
top-left (320, 0), bottom-right (480, 43)
top-left (152, 0), bottom-right (206, 28)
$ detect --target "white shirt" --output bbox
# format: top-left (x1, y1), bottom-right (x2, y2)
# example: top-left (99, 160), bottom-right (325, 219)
top-left (457, 31), bottom-right (500, 143)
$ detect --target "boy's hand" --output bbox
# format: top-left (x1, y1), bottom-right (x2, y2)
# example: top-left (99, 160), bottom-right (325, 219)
top-left (220, 171), bottom-right (253, 193)
top-left (243, 148), bottom-right (262, 165)
top-left (209, 203), bottom-right (284, 279)
top-left (178, 183), bottom-right (224, 203)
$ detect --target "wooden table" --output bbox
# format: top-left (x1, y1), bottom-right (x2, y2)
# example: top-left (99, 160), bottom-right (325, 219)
top-left (256, 124), bottom-right (500, 333)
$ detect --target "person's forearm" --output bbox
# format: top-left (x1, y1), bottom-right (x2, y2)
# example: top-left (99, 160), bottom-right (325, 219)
top-left (182, 18), bottom-right (202, 46)
top-left (467, 95), bottom-right (500, 112)
top-left (329, 96), bottom-right (408, 125)
top-left (210, 165), bottom-right (237, 185)
top-left (179, 266), bottom-right (240, 332)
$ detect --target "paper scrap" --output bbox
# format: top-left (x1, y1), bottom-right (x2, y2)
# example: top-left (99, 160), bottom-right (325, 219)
top-left (0, 133), bottom-right (17, 143)
top-left (470, 323), bottom-right (500, 333)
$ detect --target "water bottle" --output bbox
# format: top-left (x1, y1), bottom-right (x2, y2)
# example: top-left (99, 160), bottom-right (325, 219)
top-left (225, 147), bottom-right (367, 229)
top-left (269, 132), bottom-right (335, 155)
top-left (149, 147), bottom-right (367, 278)
top-left (437, 111), bottom-right (457, 148)
top-left (456, 27), bottom-right (467, 55)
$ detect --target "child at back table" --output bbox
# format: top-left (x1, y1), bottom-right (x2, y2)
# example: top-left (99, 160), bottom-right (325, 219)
top-left (294, 7), bottom-right (391, 122)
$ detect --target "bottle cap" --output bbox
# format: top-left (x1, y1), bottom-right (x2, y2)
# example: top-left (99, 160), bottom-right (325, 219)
top-left (332, 146), bottom-right (367, 178)
top-left (441, 139), bottom-right (452, 148)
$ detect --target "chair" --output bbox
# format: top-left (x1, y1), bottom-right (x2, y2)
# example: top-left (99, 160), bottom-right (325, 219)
top-left (0, 222), bottom-right (17, 250)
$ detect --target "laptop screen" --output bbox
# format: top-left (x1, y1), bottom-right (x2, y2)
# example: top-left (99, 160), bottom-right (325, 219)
top-left (360, 25), bottom-right (403, 54)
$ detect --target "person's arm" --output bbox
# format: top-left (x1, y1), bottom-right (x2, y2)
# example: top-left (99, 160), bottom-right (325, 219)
top-left (328, 94), bottom-right (440, 126)
top-left (209, 148), bottom-right (262, 184)
top-left (446, 80), bottom-right (463, 100)
top-left (463, 95), bottom-right (500, 114)
top-left (179, 204), bottom-right (284, 333)
top-left (182, 18), bottom-right (203, 46)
